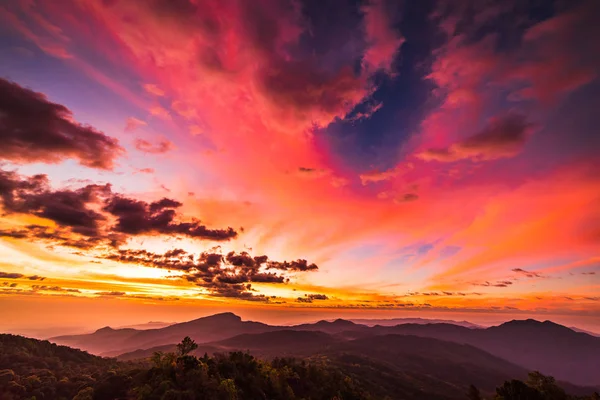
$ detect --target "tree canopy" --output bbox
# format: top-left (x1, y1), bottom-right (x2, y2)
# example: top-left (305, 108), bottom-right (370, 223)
top-left (1, 334), bottom-right (599, 400)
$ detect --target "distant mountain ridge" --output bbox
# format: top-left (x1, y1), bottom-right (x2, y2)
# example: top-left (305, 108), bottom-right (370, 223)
top-left (116, 321), bottom-right (174, 330)
top-left (49, 313), bottom-right (600, 387)
top-left (52, 312), bottom-right (276, 356)
top-left (349, 317), bottom-right (483, 328)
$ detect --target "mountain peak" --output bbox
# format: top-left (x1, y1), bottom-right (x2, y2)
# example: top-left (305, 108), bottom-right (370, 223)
top-left (95, 326), bottom-right (114, 333)
top-left (331, 319), bottom-right (354, 325)
top-left (213, 312), bottom-right (241, 319)
top-left (500, 319), bottom-right (542, 327)
top-left (198, 312), bottom-right (242, 323)
top-left (311, 319), bottom-right (355, 327)
top-left (498, 319), bottom-right (572, 332)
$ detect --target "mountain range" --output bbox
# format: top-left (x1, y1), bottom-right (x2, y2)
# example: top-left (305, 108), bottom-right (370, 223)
top-left (50, 313), bottom-right (600, 387)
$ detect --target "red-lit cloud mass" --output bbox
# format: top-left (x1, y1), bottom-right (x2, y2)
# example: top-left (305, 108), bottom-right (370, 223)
top-left (0, 0), bottom-right (598, 330)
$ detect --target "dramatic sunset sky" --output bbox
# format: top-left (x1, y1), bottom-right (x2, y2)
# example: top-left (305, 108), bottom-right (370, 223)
top-left (0, 0), bottom-right (599, 335)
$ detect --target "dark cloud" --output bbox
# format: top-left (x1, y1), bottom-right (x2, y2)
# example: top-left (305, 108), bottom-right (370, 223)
top-left (581, 272), bottom-right (596, 275)
top-left (134, 138), bottom-right (174, 154)
top-left (0, 78), bottom-right (123, 169)
top-left (266, 259), bottom-right (318, 272)
top-left (512, 268), bottom-right (543, 278)
top-left (0, 169), bottom-right (111, 237)
top-left (0, 225), bottom-right (108, 250)
top-left (297, 293), bottom-right (329, 303)
top-left (0, 272), bottom-right (24, 279)
top-left (395, 193), bottom-right (419, 203)
top-left (31, 285), bottom-right (80, 293)
top-left (0, 168), bottom-right (238, 247)
top-left (474, 280), bottom-right (514, 288)
top-left (96, 291), bottom-right (126, 296)
top-left (104, 248), bottom-right (317, 301)
top-left (0, 229), bottom-right (29, 239)
top-left (0, 272), bottom-right (45, 280)
top-left (420, 114), bottom-right (533, 162)
top-left (407, 291), bottom-right (480, 297)
top-left (296, 167), bottom-right (330, 179)
top-left (296, 297), bottom-right (312, 303)
top-left (104, 195), bottom-right (237, 240)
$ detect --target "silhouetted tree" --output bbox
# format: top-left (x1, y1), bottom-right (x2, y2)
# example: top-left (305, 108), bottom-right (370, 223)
top-left (468, 384), bottom-right (482, 400)
top-left (496, 379), bottom-right (543, 400)
top-left (177, 336), bottom-right (198, 356)
top-left (526, 371), bottom-right (567, 400)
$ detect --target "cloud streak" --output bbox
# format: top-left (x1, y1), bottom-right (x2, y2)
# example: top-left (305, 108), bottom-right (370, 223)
top-left (419, 114), bottom-right (534, 162)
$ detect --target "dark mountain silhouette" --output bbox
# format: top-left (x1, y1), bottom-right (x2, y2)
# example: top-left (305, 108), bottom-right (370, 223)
top-left (218, 330), bottom-right (338, 356)
top-left (290, 318), bottom-right (369, 334)
top-left (365, 319), bottom-right (600, 386)
top-left (51, 312), bottom-right (277, 356)
top-left (210, 331), bottom-right (540, 398)
top-left (50, 313), bottom-right (600, 387)
top-left (52, 314), bottom-right (365, 356)
top-left (324, 334), bottom-right (530, 398)
top-left (117, 329), bottom-right (339, 361)
top-left (477, 320), bottom-right (600, 387)
top-left (116, 321), bottom-right (173, 330)
top-left (350, 317), bottom-right (483, 328)
top-left (570, 326), bottom-right (600, 337)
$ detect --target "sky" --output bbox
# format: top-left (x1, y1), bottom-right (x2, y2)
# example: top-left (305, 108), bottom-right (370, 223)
top-left (0, 0), bottom-right (599, 335)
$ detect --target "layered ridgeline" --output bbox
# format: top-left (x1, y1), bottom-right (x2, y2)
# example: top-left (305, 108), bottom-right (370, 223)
top-left (50, 313), bottom-right (600, 387)
top-left (2, 334), bottom-right (600, 400)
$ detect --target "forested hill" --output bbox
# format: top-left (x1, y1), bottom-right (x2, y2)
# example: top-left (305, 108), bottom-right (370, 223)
top-left (0, 334), bottom-right (118, 399)
top-left (1, 334), bottom-right (599, 400)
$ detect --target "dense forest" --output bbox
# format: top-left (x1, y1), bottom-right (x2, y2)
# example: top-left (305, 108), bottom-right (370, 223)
top-left (1, 334), bottom-right (599, 400)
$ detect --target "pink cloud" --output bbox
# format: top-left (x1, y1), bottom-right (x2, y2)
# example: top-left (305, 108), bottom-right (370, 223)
top-left (360, 163), bottom-right (412, 185)
top-left (134, 138), bottom-right (174, 154)
top-left (149, 106), bottom-right (171, 120)
top-left (143, 83), bottom-right (165, 97)
top-left (361, 0), bottom-right (404, 73)
top-left (124, 117), bottom-right (147, 132)
top-left (360, 167), bottom-right (400, 185)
